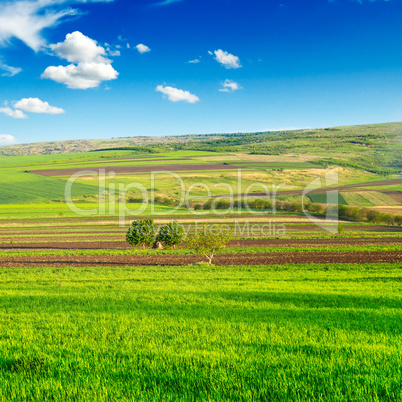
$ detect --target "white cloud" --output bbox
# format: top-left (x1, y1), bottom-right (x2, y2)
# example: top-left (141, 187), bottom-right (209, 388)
top-left (219, 79), bottom-right (242, 93)
top-left (136, 44), bottom-right (151, 54)
top-left (0, 107), bottom-right (27, 119)
top-left (0, 62), bottom-right (22, 77)
top-left (212, 49), bottom-right (242, 69)
top-left (156, 85), bottom-right (199, 103)
top-left (42, 62), bottom-right (118, 89)
top-left (107, 49), bottom-right (120, 56)
top-left (49, 31), bottom-right (110, 63)
top-left (42, 31), bottom-right (119, 89)
top-left (14, 98), bottom-right (65, 114)
top-left (0, 97), bottom-right (64, 118)
top-left (0, 0), bottom-right (113, 52)
top-left (0, 134), bottom-right (17, 144)
top-left (188, 59), bottom-right (200, 64)
top-left (0, 1), bottom-right (74, 52)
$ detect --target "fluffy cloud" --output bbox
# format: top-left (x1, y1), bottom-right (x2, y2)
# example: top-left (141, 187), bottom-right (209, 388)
top-left (0, 62), bottom-right (22, 77)
top-left (0, 134), bottom-right (17, 144)
top-left (188, 59), bottom-right (200, 64)
top-left (212, 49), bottom-right (241, 69)
top-left (49, 31), bottom-right (110, 63)
top-left (42, 31), bottom-right (119, 89)
top-left (0, 0), bottom-right (113, 52)
top-left (156, 85), bottom-right (200, 103)
top-left (14, 98), bottom-right (64, 114)
top-left (136, 44), bottom-right (151, 54)
top-left (0, 98), bottom-right (64, 118)
top-left (42, 62), bottom-right (118, 89)
top-left (219, 79), bottom-right (242, 93)
top-left (0, 107), bottom-right (27, 119)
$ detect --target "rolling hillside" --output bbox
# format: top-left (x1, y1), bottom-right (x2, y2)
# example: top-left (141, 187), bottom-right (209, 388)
top-left (0, 122), bottom-right (400, 211)
top-left (1, 121), bottom-right (401, 175)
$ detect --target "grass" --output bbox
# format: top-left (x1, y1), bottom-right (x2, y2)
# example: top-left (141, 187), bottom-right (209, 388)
top-left (308, 193), bottom-right (348, 205)
top-left (0, 244), bottom-right (399, 257)
top-left (0, 202), bottom-right (187, 219)
top-left (0, 263), bottom-right (400, 401)
top-left (0, 171), bottom-right (99, 204)
top-left (341, 191), bottom-right (400, 207)
top-left (340, 192), bottom-right (375, 207)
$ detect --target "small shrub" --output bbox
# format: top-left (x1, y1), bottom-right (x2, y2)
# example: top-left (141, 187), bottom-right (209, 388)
top-left (126, 219), bottom-right (157, 248)
top-left (158, 221), bottom-right (185, 248)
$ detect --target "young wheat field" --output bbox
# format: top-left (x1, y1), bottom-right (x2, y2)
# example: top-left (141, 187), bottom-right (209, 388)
top-left (0, 263), bottom-right (401, 401)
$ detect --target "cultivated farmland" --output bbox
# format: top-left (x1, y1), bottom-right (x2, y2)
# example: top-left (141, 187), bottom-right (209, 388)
top-left (0, 122), bottom-right (401, 400)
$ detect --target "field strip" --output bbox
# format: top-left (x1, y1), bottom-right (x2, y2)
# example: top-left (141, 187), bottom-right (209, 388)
top-left (0, 238), bottom-right (401, 250)
top-left (0, 216), bottom-right (340, 228)
top-left (29, 163), bottom-right (238, 177)
top-left (0, 245), bottom-right (400, 256)
top-left (231, 178), bottom-right (402, 198)
top-left (0, 250), bottom-right (400, 267)
top-left (0, 233), bottom-right (124, 239)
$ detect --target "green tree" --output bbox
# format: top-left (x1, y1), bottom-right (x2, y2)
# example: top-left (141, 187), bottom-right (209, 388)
top-left (126, 219), bottom-right (157, 248)
top-left (186, 225), bottom-right (232, 264)
top-left (158, 221), bottom-right (185, 248)
top-left (366, 209), bottom-right (381, 224)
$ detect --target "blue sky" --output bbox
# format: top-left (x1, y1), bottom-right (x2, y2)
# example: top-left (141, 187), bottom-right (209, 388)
top-left (0, 0), bottom-right (401, 145)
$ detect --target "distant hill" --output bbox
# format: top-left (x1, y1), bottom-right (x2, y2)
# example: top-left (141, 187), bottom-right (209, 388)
top-left (0, 134), bottom-right (223, 157)
top-left (1, 121), bottom-right (401, 174)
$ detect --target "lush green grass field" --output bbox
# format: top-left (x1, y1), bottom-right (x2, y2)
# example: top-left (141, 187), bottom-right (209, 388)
top-left (0, 263), bottom-right (401, 401)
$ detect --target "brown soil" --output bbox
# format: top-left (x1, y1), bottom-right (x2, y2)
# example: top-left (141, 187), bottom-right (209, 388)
top-left (383, 191), bottom-right (402, 203)
top-left (0, 251), bottom-right (400, 267)
top-left (30, 164), bottom-right (236, 177)
top-left (61, 158), bottom-right (191, 166)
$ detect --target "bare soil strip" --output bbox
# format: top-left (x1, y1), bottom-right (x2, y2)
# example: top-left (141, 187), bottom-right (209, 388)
top-left (1, 224), bottom-right (399, 237)
top-left (0, 251), bottom-right (400, 267)
top-left (30, 164), bottom-right (235, 177)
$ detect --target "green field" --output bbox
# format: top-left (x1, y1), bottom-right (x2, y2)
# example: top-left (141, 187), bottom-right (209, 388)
top-left (0, 263), bottom-right (401, 401)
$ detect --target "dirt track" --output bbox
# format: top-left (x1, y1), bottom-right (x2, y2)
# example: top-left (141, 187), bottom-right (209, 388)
top-left (0, 251), bottom-right (400, 267)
